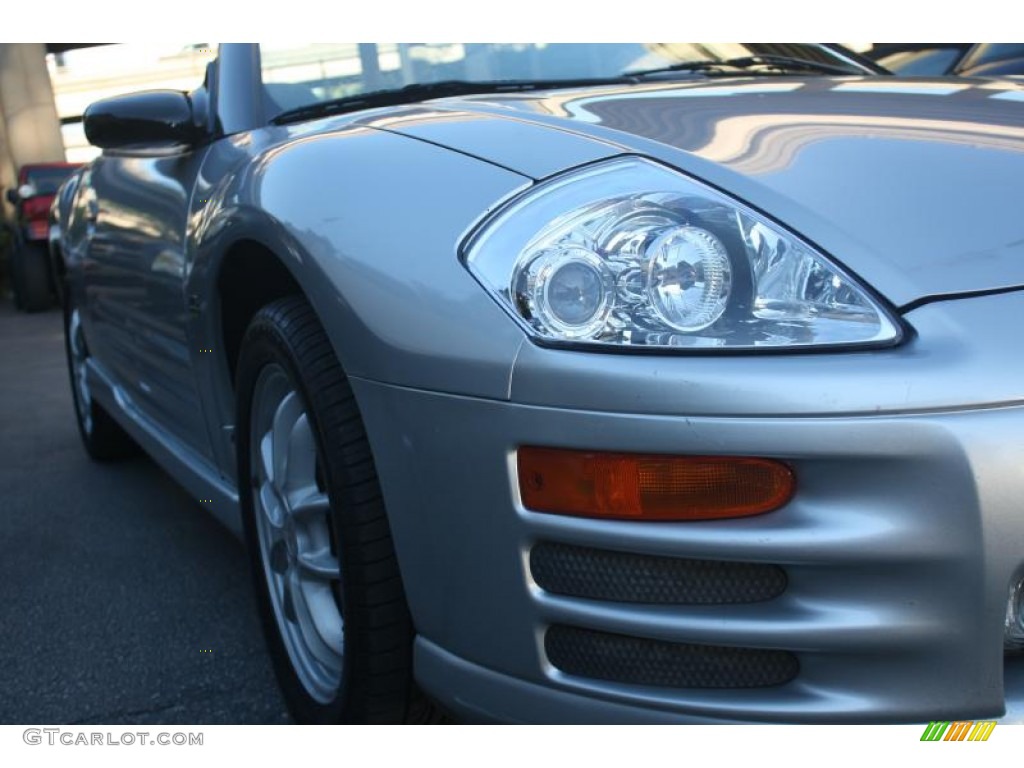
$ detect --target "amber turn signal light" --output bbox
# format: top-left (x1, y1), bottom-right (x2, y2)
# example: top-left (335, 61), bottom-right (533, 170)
top-left (517, 447), bottom-right (794, 521)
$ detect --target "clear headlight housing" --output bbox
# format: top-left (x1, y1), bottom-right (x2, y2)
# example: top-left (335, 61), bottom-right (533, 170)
top-left (464, 158), bottom-right (901, 351)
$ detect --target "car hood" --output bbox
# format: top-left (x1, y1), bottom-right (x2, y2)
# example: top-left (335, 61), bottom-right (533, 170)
top-left (375, 76), bottom-right (1024, 307)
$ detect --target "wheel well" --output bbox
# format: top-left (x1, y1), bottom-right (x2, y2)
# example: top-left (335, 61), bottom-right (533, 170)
top-left (217, 240), bottom-right (302, 384)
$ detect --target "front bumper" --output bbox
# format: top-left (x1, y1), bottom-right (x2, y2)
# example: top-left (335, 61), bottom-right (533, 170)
top-left (350, 290), bottom-right (1024, 723)
top-left (414, 642), bottom-right (1024, 724)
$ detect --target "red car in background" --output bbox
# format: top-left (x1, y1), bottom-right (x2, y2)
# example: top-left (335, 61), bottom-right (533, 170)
top-left (5, 162), bottom-right (82, 312)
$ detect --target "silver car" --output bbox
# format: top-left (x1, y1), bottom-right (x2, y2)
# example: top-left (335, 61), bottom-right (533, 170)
top-left (52, 43), bottom-right (1024, 724)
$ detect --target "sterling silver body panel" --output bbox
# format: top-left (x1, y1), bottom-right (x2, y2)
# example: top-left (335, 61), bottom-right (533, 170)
top-left (53, 44), bottom-right (1024, 723)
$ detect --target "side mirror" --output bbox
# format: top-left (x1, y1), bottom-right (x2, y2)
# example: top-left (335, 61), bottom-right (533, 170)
top-left (84, 90), bottom-right (201, 150)
top-left (5, 189), bottom-right (17, 205)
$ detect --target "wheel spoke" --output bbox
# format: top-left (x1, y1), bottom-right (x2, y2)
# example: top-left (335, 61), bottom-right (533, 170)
top-left (259, 431), bottom-right (275, 483)
top-left (258, 481), bottom-right (285, 529)
top-left (78, 368), bottom-right (89, 401)
top-left (301, 585), bottom-right (345, 658)
top-left (296, 547), bottom-right (340, 581)
top-left (271, 391), bottom-right (303, 483)
top-left (69, 309), bottom-right (85, 358)
top-left (282, 570), bottom-right (299, 624)
top-left (289, 488), bottom-right (331, 521)
top-left (283, 412), bottom-right (317, 492)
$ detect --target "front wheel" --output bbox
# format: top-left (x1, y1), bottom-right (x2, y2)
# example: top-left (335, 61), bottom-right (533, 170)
top-left (236, 297), bottom-right (421, 723)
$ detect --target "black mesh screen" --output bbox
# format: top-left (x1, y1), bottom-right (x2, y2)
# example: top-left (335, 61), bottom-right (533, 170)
top-left (546, 625), bottom-right (799, 689)
top-left (530, 542), bottom-right (787, 605)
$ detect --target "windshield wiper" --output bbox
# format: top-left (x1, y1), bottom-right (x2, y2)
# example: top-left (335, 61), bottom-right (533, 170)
top-left (271, 77), bottom-right (637, 124)
top-left (626, 54), bottom-right (868, 78)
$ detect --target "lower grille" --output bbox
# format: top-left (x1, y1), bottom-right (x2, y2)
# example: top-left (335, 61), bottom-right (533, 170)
top-left (530, 541), bottom-right (787, 604)
top-left (545, 625), bottom-right (799, 689)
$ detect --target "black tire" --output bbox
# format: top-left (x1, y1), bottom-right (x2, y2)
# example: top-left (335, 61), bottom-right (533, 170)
top-left (236, 296), bottom-right (421, 724)
top-left (63, 289), bottom-right (138, 461)
top-left (13, 241), bottom-right (53, 312)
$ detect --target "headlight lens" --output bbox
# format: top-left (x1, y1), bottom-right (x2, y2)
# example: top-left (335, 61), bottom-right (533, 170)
top-left (465, 158), bottom-right (901, 350)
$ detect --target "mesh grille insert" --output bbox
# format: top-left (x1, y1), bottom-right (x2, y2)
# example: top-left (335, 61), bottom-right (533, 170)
top-left (530, 542), bottom-right (786, 605)
top-left (546, 625), bottom-right (799, 689)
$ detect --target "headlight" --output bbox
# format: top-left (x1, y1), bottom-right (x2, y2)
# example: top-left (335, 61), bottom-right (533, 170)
top-left (464, 157), bottom-right (901, 351)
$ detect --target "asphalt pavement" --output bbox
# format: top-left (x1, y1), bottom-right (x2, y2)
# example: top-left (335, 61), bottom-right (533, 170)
top-left (0, 299), bottom-right (291, 724)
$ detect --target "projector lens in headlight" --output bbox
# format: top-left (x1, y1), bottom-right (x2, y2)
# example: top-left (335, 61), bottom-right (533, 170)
top-left (514, 246), bottom-right (613, 339)
top-left (464, 157), bottom-right (901, 351)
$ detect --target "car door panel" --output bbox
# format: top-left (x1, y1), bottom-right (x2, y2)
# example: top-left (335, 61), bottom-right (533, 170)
top-left (84, 148), bottom-right (216, 462)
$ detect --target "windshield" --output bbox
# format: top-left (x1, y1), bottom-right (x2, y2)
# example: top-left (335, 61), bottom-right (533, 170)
top-left (877, 47), bottom-right (966, 75)
top-left (259, 43), bottom-right (866, 118)
top-left (959, 43), bottom-right (1024, 72)
top-left (22, 166), bottom-right (77, 196)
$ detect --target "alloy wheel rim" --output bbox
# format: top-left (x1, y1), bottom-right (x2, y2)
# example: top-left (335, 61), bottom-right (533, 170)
top-left (68, 308), bottom-right (92, 434)
top-left (251, 364), bottom-right (344, 703)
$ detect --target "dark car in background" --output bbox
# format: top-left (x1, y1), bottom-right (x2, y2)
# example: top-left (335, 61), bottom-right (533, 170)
top-left (5, 161), bottom-right (81, 311)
